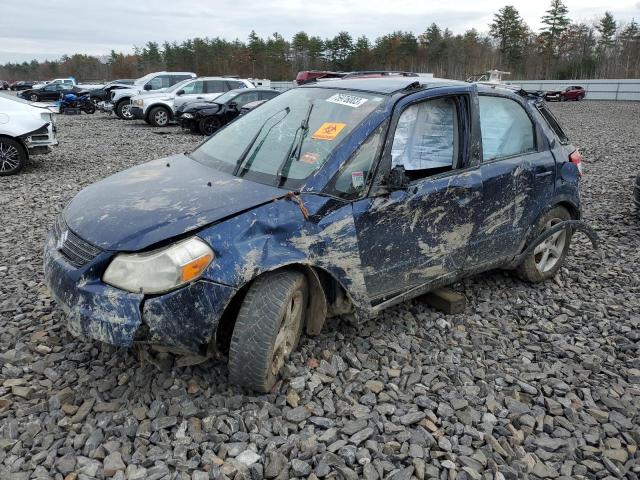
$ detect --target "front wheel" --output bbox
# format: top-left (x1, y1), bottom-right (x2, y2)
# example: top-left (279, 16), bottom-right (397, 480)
top-left (516, 206), bottom-right (572, 283)
top-left (115, 100), bottom-right (133, 119)
top-left (228, 270), bottom-right (308, 392)
top-left (198, 116), bottom-right (222, 136)
top-left (149, 106), bottom-right (170, 127)
top-left (30, 94), bottom-right (39, 102)
top-left (0, 137), bottom-right (27, 176)
top-left (83, 103), bottom-right (96, 114)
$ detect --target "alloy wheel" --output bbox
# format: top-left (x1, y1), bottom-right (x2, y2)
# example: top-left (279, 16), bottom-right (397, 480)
top-left (154, 110), bottom-right (168, 126)
top-left (121, 104), bottom-right (133, 119)
top-left (534, 218), bottom-right (566, 273)
top-left (30, 94), bottom-right (38, 102)
top-left (270, 289), bottom-right (304, 376)
top-left (0, 142), bottom-right (20, 173)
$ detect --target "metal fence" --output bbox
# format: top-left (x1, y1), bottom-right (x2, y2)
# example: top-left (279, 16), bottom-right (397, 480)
top-left (504, 79), bottom-right (640, 101)
top-left (271, 81), bottom-right (296, 92)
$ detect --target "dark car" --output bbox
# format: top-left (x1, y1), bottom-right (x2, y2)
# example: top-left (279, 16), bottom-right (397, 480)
top-left (19, 84), bottom-right (86, 102)
top-left (545, 85), bottom-right (586, 102)
top-left (88, 79), bottom-right (135, 104)
top-left (44, 76), bottom-right (590, 392)
top-left (176, 88), bottom-right (280, 135)
top-left (11, 81), bottom-right (35, 91)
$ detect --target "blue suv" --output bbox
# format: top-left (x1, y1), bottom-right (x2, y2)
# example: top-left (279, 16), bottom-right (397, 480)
top-left (44, 77), bottom-right (585, 391)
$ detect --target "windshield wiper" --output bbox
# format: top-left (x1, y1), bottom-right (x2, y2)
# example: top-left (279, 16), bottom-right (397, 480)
top-left (233, 107), bottom-right (290, 177)
top-left (275, 102), bottom-right (314, 187)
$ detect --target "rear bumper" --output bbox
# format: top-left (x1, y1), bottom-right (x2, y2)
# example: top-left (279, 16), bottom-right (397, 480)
top-left (43, 227), bottom-right (236, 354)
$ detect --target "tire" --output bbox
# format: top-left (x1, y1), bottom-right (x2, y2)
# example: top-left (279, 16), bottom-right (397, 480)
top-left (149, 106), bottom-right (170, 127)
top-left (115, 100), bottom-right (133, 119)
top-left (29, 94), bottom-right (39, 102)
top-left (228, 270), bottom-right (308, 392)
top-left (83, 103), bottom-right (96, 114)
top-left (199, 116), bottom-right (222, 136)
top-left (577, 95), bottom-right (584, 101)
top-left (516, 206), bottom-right (572, 283)
top-left (0, 137), bottom-right (27, 176)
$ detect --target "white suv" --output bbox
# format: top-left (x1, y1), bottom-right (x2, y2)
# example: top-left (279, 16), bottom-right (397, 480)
top-left (129, 77), bottom-right (255, 127)
top-left (107, 72), bottom-right (196, 119)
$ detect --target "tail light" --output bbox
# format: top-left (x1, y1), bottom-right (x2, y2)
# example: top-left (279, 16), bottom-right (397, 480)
top-left (569, 150), bottom-right (583, 176)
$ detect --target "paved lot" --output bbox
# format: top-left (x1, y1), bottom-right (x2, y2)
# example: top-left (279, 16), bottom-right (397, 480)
top-left (0, 102), bottom-right (638, 479)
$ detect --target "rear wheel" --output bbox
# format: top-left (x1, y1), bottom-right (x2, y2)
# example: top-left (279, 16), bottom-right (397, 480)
top-left (577, 94), bottom-right (584, 101)
top-left (199, 116), bottom-right (222, 136)
top-left (516, 206), bottom-right (572, 283)
top-left (228, 270), bottom-right (308, 392)
top-left (83, 103), bottom-right (96, 114)
top-left (0, 137), bottom-right (27, 176)
top-left (149, 106), bottom-right (170, 127)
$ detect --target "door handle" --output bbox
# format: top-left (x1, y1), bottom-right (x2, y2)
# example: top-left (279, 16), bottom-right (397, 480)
top-left (535, 171), bottom-right (553, 178)
top-left (196, 96), bottom-right (204, 99)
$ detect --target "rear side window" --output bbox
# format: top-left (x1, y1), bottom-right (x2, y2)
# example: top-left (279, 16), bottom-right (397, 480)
top-left (205, 80), bottom-right (226, 93)
top-left (536, 104), bottom-right (569, 144)
top-left (479, 96), bottom-right (535, 161)
top-left (227, 81), bottom-right (246, 90)
top-left (171, 75), bottom-right (193, 85)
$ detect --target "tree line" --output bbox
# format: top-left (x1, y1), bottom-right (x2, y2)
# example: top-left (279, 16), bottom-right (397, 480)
top-left (1, 1), bottom-right (638, 82)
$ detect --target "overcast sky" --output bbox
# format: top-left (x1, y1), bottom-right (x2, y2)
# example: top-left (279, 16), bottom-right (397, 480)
top-left (1, 0), bottom-right (639, 64)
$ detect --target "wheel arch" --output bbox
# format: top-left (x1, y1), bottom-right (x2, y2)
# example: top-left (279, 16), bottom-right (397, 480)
top-left (213, 262), bottom-right (354, 354)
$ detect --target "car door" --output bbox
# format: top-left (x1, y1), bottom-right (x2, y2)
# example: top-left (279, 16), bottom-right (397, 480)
top-left (173, 80), bottom-right (205, 109)
top-left (145, 75), bottom-right (171, 92)
top-left (467, 94), bottom-right (549, 266)
top-left (352, 89), bottom-right (483, 303)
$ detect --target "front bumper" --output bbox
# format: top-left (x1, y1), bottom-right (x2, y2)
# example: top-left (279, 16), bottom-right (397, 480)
top-left (21, 122), bottom-right (58, 155)
top-left (97, 101), bottom-right (114, 114)
top-left (43, 226), bottom-right (236, 354)
top-left (177, 116), bottom-right (196, 131)
top-left (130, 106), bottom-right (145, 120)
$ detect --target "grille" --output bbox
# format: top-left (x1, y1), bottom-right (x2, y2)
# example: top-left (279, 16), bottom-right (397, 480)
top-left (53, 216), bottom-right (102, 268)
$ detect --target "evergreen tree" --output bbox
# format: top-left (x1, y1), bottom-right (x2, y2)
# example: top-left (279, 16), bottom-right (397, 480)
top-left (489, 6), bottom-right (528, 68)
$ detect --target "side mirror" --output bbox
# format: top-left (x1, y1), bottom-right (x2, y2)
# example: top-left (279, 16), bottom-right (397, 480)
top-left (176, 89), bottom-right (185, 96)
top-left (143, 84), bottom-right (152, 91)
top-left (387, 165), bottom-right (410, 190)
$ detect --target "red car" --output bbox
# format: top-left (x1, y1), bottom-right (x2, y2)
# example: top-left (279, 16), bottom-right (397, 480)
top-left (545, 85), bottom-right (586, 101)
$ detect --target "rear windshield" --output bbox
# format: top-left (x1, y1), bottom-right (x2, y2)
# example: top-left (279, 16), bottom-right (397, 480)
top-left (536, 104), bottom-right (569, 144)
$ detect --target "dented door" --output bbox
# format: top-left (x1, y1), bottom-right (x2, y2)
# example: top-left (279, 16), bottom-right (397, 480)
top-left (352, 168), bottom-right (481, 302)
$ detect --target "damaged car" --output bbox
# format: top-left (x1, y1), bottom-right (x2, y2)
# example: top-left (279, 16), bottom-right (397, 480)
top-left (44, 77), bottom-right (592, 391)
top-left (0, 93), bottom-right (58, 175)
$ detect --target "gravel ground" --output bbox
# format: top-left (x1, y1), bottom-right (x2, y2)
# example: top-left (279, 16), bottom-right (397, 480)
top-left (0, 102), bottom-right (638, 480)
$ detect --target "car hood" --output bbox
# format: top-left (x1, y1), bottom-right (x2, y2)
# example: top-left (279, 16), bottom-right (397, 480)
top-left (182, 102), bottom-right (221, 114)
top-left (63, 154), bottom-right (289, 252)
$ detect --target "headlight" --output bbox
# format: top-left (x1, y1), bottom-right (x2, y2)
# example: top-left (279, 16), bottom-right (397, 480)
top-left (132, 99), bottom-right (143, 107)
top-left (103, 237), bottom-right (213, 294)
top-left (181, 113), bottom-right (194, 119)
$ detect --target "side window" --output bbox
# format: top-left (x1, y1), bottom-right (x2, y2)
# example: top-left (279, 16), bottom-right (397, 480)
top-left (536, 104), bottom-right (569, 144)
top-left (328, 123), bottom-right (385, 199)
top-left (147, 75), bottom-right (171, 90)
top-left (479, 96), bottom-right (535, 161)
top-left (234, 92), bottom-right (260, 108)
top-left (45, 85), bottom-right (55, 91)
top-left (181, 81), bottom-right (204, 95)
top-left (226, 81), bottom-right (246, 90)
top-left (391, 97), bottom-right (459, 180)
top-left (171, 75), bottom-right (192, 85)
top-left (205, 80), bottom-right (226, 93)
top-left (261, 91), bottom-right (279, 101)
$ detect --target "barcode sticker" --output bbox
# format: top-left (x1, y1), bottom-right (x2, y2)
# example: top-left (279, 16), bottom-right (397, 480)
top-left (326, 93), bottom-right (368, 108)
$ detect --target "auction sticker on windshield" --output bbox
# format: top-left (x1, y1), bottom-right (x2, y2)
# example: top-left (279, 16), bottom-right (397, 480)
top-left (326, 93), bottom-right (368, 108)
top-left (312, 122), bottom-right (346, 141)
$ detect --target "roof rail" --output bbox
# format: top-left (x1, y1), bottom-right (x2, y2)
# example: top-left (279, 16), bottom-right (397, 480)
top-left (342, 71), bottom-right (420, 79)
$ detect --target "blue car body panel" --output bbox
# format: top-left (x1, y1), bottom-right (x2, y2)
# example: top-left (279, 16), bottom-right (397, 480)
top-left (43, 77), bottom-right (583, 354)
